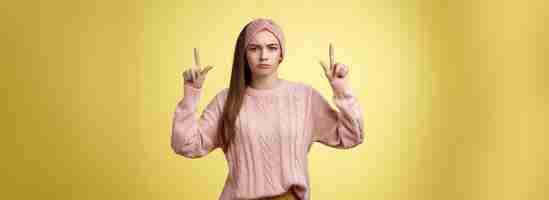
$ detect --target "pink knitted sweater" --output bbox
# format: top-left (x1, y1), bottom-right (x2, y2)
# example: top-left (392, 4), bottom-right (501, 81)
top-left (171, 79), bottom-right (364, 200)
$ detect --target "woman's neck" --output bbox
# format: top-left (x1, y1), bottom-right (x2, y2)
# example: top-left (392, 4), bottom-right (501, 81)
top-left (250, 73), bottom-right (281, 90)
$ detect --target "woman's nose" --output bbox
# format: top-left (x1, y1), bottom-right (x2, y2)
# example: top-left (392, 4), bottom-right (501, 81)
top-left (260, 50), bottom-right (268, 60)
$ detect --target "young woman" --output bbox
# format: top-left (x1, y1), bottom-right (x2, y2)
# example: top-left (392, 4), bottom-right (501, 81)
top-left (171, 18), bottom-right (365, 200)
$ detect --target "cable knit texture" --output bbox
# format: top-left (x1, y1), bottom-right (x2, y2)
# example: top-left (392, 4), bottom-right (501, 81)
top-left (171, 79), bottom-right (364, 200)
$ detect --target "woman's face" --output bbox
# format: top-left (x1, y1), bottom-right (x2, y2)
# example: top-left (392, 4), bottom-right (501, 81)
top-left (246, 30), bottom-right (282, 78)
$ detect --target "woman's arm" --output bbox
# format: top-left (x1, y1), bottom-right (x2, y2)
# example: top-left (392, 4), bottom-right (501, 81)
top-left (171, 47), bottom-right (220, 158)
top-left (310, 79), bottom-right (364, 149)
top-left (171, 84), bottom-right (224, 158)
top-left (312, 43), bottom-right (364, 149)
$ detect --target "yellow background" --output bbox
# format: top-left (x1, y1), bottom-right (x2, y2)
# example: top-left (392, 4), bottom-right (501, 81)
top-left (2, 0), bottom-right (548, 199)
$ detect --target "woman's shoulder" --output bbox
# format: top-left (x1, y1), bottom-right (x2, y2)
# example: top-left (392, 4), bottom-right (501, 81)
top-left (284, 80), bottom-right (329, 101)
top-left (214, 87), bottom-right (230, 101)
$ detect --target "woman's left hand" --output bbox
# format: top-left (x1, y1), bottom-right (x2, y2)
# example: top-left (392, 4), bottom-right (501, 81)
top-left (318, 43), bottom-right (349, 82)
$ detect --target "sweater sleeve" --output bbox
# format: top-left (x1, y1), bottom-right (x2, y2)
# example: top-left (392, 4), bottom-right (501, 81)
top-left (171, 84), bottom-right (224, 158)
top-left (310, 79), bottom-right (365, 149)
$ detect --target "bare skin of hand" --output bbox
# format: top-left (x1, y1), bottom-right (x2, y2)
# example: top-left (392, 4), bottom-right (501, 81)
top-left (182, 48), bottom-right (214, 89)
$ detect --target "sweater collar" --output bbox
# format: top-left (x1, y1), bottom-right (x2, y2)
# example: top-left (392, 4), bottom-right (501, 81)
top-left (245, 79), bottom-right (288, 96)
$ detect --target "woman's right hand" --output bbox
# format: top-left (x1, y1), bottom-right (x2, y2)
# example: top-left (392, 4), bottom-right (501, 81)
top-left (182, 48), bottom-right (214, 89)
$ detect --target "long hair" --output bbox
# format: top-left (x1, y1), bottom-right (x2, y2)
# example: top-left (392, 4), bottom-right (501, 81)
top-left (220, 24), bottom-right (252, 152)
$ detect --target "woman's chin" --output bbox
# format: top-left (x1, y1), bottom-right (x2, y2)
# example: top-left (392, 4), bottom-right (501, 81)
top-left (252, 68), bottom-right (276, 76)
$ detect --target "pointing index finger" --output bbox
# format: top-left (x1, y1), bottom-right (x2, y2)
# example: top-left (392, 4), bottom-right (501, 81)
top-left (193, 48), bottom-right (201, 67)
top-left (329, 43), bottom-right (334, 68)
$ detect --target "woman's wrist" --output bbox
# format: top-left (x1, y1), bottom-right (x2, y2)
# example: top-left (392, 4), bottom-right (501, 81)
top-left (184, 83), bottom-right (202, 97)
top-left (329, 78), bottom-right (353, 98)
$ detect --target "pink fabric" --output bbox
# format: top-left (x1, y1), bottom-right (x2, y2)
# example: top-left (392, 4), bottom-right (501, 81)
top-left (171, 79), bottom-right (364, 200)
top-left (244, 18), bottom-right (286, 62)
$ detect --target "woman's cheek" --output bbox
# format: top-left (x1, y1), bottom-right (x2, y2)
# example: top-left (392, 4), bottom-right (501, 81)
top-left (247, 54), bottom-right (257, 66)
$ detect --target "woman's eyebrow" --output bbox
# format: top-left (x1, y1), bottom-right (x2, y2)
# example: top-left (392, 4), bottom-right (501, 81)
top-left (249, 43), bottom-right (279, 47)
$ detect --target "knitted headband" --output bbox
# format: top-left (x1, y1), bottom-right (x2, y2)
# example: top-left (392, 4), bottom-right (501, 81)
top-left (244, 18), bottom-right (286, 62)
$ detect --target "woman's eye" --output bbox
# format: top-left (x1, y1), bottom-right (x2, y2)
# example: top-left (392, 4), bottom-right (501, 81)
top-left (269, 47), bottom-right (278, 50)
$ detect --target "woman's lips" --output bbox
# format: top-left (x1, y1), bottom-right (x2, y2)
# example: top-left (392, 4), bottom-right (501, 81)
top-left (257, 64), bottom-right (272, 68)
